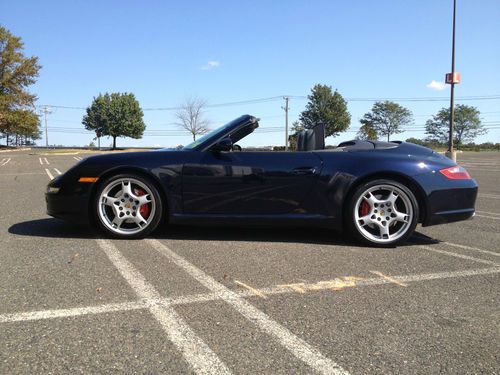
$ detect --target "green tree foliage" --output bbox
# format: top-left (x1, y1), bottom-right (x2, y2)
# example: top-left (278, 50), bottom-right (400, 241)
top-left (288, 121), bottom-right (304, 150)
top-left (298, 84), bottom-right (350, 138)
top-left (355, 123), bottom-right (378, 140)
top-left (425, 105), bottom-right (486, 147)
top-left (360, 101), bottom-right (413, 141)
top-left (0, 25), bottom-right (41, 145)
top-left (405, 137), bottom-right (427, 146)
top-left (82, 93), bottom-right (145, 149)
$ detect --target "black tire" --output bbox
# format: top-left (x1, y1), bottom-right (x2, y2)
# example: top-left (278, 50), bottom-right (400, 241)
top-left (346, 179), bottom-right (419, 247)
top-left (93, 173), bottom-right (163, 239)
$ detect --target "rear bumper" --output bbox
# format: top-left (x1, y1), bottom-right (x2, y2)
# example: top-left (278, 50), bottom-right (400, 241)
top-left (424, 207), bottom-right (475, 226)
top-left (417, 175), bottom-right (478, 227)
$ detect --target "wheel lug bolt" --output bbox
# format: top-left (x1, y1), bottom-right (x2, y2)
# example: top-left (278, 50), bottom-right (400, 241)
top-left (119, 207), bottom-right (123, 211)
top-left (121, 199), bottom-right (125, 202)
top-left (386, 216), bottom-right (390, 220)
top-left (126, 211), bottom-right (130, 215)
top-left (374, 209), bottom-right (378, 213)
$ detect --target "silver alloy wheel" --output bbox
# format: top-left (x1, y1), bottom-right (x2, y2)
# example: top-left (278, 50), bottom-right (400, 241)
top-left (98, 178), bottom-right (156, 235)
top-left (354, 184), bottom-right (413, 244)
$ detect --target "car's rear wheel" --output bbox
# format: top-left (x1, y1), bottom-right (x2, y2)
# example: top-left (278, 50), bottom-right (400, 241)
top-left (346, 179), bottom-right (418, 247)
top-left (94, 174), bottom-right (163, 239)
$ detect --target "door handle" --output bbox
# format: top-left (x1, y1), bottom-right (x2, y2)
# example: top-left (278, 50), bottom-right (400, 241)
top-left (292, 167), bottom-right (317, 175)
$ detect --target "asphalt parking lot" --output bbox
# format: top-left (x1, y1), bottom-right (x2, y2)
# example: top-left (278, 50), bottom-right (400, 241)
top-left (0, 149), bottom-right (498, 375)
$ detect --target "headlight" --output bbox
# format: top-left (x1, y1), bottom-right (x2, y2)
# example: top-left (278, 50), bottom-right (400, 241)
top-left (47, 186), bottom-right (60, 194)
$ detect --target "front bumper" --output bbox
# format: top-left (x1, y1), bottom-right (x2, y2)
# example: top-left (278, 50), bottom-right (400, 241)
top-left (45, 175), bottom-right (93, 225)
top-left (46, 192), bottom-right (90, 224)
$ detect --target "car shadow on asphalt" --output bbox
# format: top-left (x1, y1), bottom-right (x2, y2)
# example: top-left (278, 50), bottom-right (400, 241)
top-left (8, 218), bottom-right (98, 239)
top-left (8, 218), bottom-right (440, 247)
top-left (152, 225), bottom-right (440, 248)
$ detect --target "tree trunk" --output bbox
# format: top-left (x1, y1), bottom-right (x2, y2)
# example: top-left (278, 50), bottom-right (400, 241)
top-left (113, 136), bottom-right (116, 150)
top-left (387, 134), bottom-right (390, 142)
top-left (98, 136), bottom-right (100, 150)
top-left (192, 133), bottom-right (196, 141)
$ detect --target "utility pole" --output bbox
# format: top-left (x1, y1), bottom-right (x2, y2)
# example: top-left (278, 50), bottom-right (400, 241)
top-left (447, 0), bottom-right (457, 161)
top-left (283, 96), bottom-right (289, 151)
top-left (40, 106), bottom-right (52, 148)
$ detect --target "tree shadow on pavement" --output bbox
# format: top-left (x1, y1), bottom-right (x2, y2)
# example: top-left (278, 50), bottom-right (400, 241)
top-left (8, 218), bottom-right (97, 239)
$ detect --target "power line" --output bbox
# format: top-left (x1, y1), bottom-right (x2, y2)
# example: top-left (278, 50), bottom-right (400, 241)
top-left (37, 94), bottom-right (500, 112)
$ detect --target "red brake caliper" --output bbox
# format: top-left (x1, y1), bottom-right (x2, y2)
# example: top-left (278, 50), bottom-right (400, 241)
top-left (360, 199), bottom-right (370, 216)
top-left (134, 188), bottom-right (151, 219)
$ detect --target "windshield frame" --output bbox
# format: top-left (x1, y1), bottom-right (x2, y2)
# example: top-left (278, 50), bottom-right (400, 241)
top-left (182, 115), bottom-right (257, 151)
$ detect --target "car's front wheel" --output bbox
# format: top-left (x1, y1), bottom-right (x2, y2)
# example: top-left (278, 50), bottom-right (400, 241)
top-left (346, 179), bottom-right (418, 247)
top-left (93, 173), bottom-right (163, 239)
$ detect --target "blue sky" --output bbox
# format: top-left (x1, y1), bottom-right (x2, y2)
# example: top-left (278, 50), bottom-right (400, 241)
top-left (2, 0), bottom-right (499, 147)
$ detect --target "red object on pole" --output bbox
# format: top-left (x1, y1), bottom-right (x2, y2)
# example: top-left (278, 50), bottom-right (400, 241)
top-left (445, 72), bottom-right (461, 84)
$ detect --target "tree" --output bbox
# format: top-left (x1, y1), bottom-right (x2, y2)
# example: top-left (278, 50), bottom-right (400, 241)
top-left (0, 26), bottom-right (41, 145)
top-left (298, 84), bottom-right (350, 138)
top-left (288, 121), bottom-right (304, 150)
top-left (82, 92), bottom-right (145, 149)
top-left (174, 97), bottom-right (210, 141)
top-left (360, 101), bottom-right (413, 141)
top-left (356, 123), bottom-right (378, 140)
top-left (425, 105), bottom-right (486, 147)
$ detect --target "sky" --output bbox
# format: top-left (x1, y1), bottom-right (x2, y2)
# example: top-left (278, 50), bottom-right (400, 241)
top-left (1, 0), bottom-right (499, 148)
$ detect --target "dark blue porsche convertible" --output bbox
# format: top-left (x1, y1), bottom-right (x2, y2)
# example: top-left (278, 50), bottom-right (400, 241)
top-left (46, 115), bottom-right (477, 246)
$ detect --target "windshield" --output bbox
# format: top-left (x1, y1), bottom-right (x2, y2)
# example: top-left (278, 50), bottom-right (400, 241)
top-left (183, 117), bottom-right (244, 150)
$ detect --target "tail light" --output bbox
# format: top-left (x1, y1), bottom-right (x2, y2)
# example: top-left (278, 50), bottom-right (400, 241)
top-left (439, 166), bottom-right (471, 180)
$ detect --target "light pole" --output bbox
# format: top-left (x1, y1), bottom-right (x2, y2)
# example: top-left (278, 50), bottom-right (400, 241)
top-left (283, 96), bottom-right (289, 151)
top-left (447, 0), bottom-right (457, 161)
top-left (40, 106), bottom-right (52, 148)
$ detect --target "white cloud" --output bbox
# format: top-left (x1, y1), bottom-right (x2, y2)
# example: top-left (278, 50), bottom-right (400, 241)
top-left (426, 80), bottom-right (446, 91)
top-left (201, 60), bottom-right (220, 70)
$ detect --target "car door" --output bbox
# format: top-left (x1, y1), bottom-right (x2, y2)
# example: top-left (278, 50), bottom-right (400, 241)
top-left (182, 151), bottom-right (322, 215)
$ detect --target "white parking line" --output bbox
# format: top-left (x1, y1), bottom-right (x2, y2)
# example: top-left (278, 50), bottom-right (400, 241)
top-left (96, 239), bottom-right (231, 375)
top-left (44, 168), bottom-right (54, 180)
top-left (478, 193), bottom-right (500, 200)
top-left (54, 168), bottom-right (62, 175)
top-left (1, 266), bottom-right (499, 325)
top-left (476, 210), bottom-right (500, 216)
top-left (0, 158), bottom-right (11, 166)
top-left (418, 245), bottom-right (498, 266)
top-left (73, 156), bottom-right (83, 161)
top-left (39, 157), bottom-right (43, 165)
top-left (475, 214), bottom-right (500, 221)
top-left (0, 300), bottom-right (144, 323)
top-left (443, 242), bottom-right (500, 258)
top-left (146, 239), bottom-right (350, 375)
top-left (44, 157), bottom-right (50, 165)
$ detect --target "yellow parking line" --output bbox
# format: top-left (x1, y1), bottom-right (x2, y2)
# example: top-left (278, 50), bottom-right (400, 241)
top-left (234, 280), bottom-right (267, 299)
top-left (369, 271), bottom-right (408, 287)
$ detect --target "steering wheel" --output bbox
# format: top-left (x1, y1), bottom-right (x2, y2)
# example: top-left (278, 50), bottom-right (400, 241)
top-left (232, 144), bottom-right (242, 152)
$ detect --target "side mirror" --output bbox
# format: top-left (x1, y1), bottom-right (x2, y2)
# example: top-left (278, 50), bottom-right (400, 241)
top-left (212, 137), bottom-right (233, 152)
